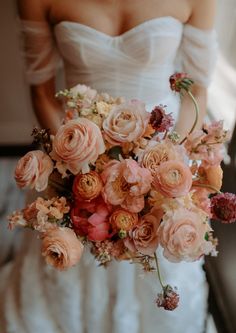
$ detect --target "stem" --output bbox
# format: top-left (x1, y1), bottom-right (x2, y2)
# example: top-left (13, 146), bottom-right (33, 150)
top-left (49, 179), bottom-right (71, 194)
top-left (192, 183), bottom-right (221, 194)
top-left (154, 252), bottom-right (165, 289)
top-left (180, 90), bottom-right (199, 145)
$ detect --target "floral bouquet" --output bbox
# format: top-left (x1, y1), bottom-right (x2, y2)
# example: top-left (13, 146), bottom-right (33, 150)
top-left (9, 73), bottom-right (236, 311)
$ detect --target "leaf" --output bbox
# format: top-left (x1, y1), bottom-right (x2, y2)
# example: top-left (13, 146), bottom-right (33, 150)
top-left (108, 146), bottom-right (122, 160)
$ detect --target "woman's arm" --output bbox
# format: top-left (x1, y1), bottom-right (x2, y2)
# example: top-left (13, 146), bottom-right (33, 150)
top-left (18, 0), bottom-right (62, 134)
top-left (175, 0), bottom-right (216, 139)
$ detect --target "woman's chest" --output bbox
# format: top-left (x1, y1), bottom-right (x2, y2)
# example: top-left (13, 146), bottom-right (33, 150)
top-left (49, 0), bottom-right (191, 37)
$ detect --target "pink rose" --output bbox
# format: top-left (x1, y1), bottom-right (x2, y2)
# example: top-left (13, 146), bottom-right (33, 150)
top-left (153, 160), bottom-right (192, 197)
top-left (50, 119), bottom-right (105, 176)
top-left (158, 209), bottom-right (212, 262)
top-left (138, 139), bottom-right (186, 176)
top-left (102, 159), bottom-right (152, 213)
top-left (103, 100), bottom-right (150, 146)
top-left (124, 209), bottom-right (163, 255)
top-left (15, 150), bottom-right (53, 192)
top-left (41, 227), bottom-right (84, 270)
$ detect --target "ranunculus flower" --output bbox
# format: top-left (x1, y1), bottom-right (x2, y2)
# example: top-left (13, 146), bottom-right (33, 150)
top-left (102, 100), bottom-right (150, 146)
top-left (158, 209), bottom-right (212, 262)
top-left (211, 192), bottom-right (236, 223)
top-left (109, 209), bottom-right (138, 231)
top-left (138, 139), bottom-right (185, 176)
top-left (124, 209), bottom-right (163, 255)
top-left (50, 119), bottom-right (105, 176)
top-left (153, 160), bottom-right (192, 197)
top-left (194, 165), bottom-right (223, 193)
top-left (102, 159), bottom-right (152, 213)
top-left (73, 171), bottom-right (103, 201)
top-left (41, 227), bottom-right (84, 270)
top-left (14, 150), bottom-right (53, 191)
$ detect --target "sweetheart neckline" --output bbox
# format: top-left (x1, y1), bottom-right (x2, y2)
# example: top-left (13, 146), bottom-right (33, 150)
top-left (54, 16), bottom-right (183, 39)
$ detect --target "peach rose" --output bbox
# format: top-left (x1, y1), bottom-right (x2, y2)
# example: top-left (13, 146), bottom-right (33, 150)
top-left (15, 150), bottom-right (53, 192)
top-left (124, 209), bottom-right (163, 255)
top-left (41, 227), bottom-right (84, 270)
top-left (153, 160), bottom-right (192, 197)
top-left (50, 119), bottom-right (105, 176)
top-left (102, 159), bottom-right (152, 213)
top-left (158, 209), bottom-right (212, 262)
top-left (73, 171), bottom-right (103, 201)
top-left (102, 100), bottom-right (150, 146)
top-left (194, 165), bottom-right (223, 193)
top-left (139, 139), bottom-right (186, 176)
top-left (109, 209), bottom-right (138, 231)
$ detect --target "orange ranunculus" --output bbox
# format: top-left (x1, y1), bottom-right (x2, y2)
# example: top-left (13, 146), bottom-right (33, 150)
top-left (73, 171), bottom-right (103, 201)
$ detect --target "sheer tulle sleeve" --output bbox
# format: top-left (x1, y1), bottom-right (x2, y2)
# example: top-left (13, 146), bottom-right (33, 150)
top-left (20, 20), bottom-right (61, 85)
top-left (180, 24), bottom-right (218, 87)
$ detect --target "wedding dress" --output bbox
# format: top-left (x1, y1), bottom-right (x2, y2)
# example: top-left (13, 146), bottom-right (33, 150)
top-left (0, 16), bottom-right (217, 333)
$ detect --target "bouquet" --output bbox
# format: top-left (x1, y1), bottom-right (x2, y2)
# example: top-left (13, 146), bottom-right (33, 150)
top-left (9, 73), bottom-right (236, 311)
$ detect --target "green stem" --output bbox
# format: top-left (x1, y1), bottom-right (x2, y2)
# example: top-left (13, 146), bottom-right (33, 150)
top-left (180, 90), bottom-right (199, 145)
top-left (154, 252), bottom-right (165, 289)
top-left (192, 183), bottom-right (221, 194)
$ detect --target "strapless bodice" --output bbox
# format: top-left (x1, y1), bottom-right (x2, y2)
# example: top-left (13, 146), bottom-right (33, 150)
top-left (54, 17), bottom-right (183, 115)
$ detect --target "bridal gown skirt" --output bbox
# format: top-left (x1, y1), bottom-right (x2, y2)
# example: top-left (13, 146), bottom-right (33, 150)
top-left (0, 229), bottom-right (208, 333)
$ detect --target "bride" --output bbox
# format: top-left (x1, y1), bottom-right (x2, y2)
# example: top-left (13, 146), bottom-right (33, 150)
top-left (0, 0), bottom-right (217, 332)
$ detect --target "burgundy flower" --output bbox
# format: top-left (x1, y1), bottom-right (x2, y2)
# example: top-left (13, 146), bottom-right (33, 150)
top-left (156, 285), bottom-right (179, 311)
top-left (211, 192), bottom-right (236, 223)
top-left (169, 73), bottom-right (194, 93)
top-left (150, 105), bottom-right (174, 132)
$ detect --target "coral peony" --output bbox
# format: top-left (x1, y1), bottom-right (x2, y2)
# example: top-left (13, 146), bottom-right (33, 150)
top-left (102, 159), bottom-right (152, 213)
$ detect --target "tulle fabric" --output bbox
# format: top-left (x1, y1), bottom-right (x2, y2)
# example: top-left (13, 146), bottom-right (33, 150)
top-left (0, 16), bottom-right (217, 333)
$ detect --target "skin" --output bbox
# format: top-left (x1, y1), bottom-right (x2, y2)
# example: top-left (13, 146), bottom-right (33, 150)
top-left (18, 0), bottom-right (216, 136)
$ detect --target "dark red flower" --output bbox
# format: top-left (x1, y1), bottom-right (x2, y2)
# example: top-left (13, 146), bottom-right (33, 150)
top-left (156, 285), bottom-right (179, 311)
top-left (211, 192), bottom-right (236, 223)
top-left (150, 105), bottom-right (174, 132)
top-left (169, 73), bottom-right (194, 93)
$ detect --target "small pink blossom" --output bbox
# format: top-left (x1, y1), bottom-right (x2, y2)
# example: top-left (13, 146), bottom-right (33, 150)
top-left (14, 150), bottom-right (53, 192)
top-left (102, 159), bottom-right (152, 213)
top-left (192, 189), bottom-right (212, 217)
top-left (156, 285), bottom-right (180, 311)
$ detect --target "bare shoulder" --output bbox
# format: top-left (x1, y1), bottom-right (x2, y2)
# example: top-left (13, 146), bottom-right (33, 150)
top-left (18, 0), bottom-right (51, 21)
top-left (188, 0), bottom-right (216, 29)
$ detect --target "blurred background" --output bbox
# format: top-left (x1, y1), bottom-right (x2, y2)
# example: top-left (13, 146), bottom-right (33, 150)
top-left (0, 1), bottom-right (236, 333)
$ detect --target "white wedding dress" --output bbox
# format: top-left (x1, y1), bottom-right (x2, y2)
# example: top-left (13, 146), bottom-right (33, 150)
top-left (0, 17), bottom-right (217, 333)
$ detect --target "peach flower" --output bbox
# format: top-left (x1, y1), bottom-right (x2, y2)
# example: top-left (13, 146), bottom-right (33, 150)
top-left (73, 171), bottom-right (103, 201)
top-left (158, 209), bottom-right (213, 262)
top-left (194, 165), bottom-right (223, 193)
top-left (192, 189), bottom-right (212, 217)
top-left (102, 100), bottom-right (150, 146)
top-left (50, 119), bottom-right (105, 176)
top-left (15, 150), bottom-right (53, 192)
top-left (138, 139), bottom-right (186, 176)
top-left (102, 159), bottom-right (152, 213)
top-left (41, 227), bottom-right (84, 270)
top-left (109, 209), bottom-right (138, 231)
top-left (153, 160), bottom-right (192, 197)
top-left (124, 209), bottom-right (163, 255)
